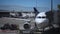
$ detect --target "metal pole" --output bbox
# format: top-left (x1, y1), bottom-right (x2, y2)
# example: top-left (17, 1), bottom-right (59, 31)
top-left (48, 0), bottom-right (53, 28)
top-left (36, 0), bottom-right (37, 8)
top-left (51, 0), bottom-right (53, 11)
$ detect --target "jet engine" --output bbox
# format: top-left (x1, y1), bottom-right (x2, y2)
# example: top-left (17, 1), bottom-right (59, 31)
top-left (23, 20), bottom-right (31, 29)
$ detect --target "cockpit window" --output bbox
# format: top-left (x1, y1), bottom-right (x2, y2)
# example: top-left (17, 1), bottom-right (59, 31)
top-left (37, 16), bottom-right (46, 18)
top-left (42, 17), bottom-right (46, 18)
top-left (37, 17), bottom-right (41, 18)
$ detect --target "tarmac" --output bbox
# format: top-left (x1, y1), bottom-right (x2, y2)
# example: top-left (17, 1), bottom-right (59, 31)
top-left (0, 17), bottom-right (56, 34)
top-left (0, 17), bottom-right (35, 34)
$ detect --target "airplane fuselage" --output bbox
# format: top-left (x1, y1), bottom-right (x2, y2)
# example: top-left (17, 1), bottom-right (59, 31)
top-left (35, 12), bottom-right (49, 29)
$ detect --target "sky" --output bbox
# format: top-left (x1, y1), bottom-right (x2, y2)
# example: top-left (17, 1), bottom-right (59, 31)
top-left (0, 0), bottom-right (60, 12)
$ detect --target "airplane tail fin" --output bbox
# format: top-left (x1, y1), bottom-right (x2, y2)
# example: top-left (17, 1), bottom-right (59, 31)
top-left (33, 7), bottom-right (39, 17)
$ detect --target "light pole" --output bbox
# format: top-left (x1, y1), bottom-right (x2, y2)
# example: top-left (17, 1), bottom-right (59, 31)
top-left (51, 0), bottom-right (53, 11)
top-left (36, 0), bottom-right (37, 8)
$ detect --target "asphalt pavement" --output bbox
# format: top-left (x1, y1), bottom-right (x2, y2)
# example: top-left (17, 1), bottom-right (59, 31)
top-left (0, 17), bottom-right (35, 34)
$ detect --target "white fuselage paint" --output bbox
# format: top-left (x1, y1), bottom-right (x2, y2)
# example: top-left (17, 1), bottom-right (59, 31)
top-left (35, 12), bottom-right (49, 28)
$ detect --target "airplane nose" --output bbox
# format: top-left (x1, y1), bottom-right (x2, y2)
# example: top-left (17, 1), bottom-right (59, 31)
top-left (35, 18), bottom-right (49, 28)
top-left (35, 18), bottom-right (48, 24)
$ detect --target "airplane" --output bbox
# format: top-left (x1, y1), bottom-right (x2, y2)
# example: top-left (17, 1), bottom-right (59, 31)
top-left (10, 12), bottom-right (20, 18)
top-left (33, 7), bottom-right (49, 29)
top-left (10, 12), bottom-right (32, 18)
top-left (23, 7), bottom-right (49, 30)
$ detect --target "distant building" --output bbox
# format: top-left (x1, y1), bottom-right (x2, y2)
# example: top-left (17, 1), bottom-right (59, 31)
top-left (0, 12), bottom-right (10, 17)
top-left (0, 10), bottom-right (35, 18)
